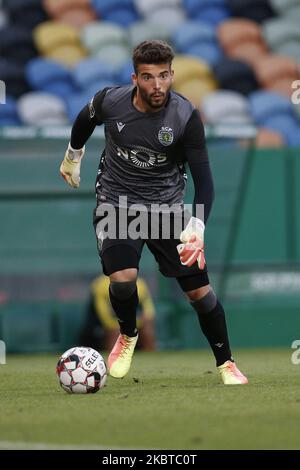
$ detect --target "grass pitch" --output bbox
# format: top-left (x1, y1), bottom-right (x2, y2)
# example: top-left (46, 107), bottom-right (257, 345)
top-left (0, 349), bottom-right (299, 450)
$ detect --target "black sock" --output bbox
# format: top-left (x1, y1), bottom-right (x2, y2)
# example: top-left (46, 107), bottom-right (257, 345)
top-left (109, 286), bottom-right (138, 337)
top-left (193, 300), bottom-right (233, 367)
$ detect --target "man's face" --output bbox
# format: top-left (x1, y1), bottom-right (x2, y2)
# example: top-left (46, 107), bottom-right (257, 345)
top-left (132, 63), bottom-right (174, 111)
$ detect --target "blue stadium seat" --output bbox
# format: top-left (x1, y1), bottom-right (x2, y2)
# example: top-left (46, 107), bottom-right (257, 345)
top-left (193, 6), bottom-right (230, 26)
top-left (72, 58), bottom-right (117, 90)
top-left (117, 60), bottom-right (134, 85)
top-left (185, 43), bottom-right (223, 66)
top-left (183, 0), bottom-right (227, 17)
top-left (263, 114), bottom-right (300, 146)
top-left (172, 21), bottom-right (215, 52)
top-left (249, 91), bottom-right (293, 124)
top-left (0, 95), bottom-right (19, 123)
top-left (92, 0), bottom-right (139, 27)
top-left (102, 8), bottom-right (139, 27)
top-left (25, 58), bottom-right (74, 99)
top-left (92, 0), bottom-right (135, 16)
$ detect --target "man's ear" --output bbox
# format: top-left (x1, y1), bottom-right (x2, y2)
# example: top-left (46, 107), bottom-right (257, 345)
top-left (131, 72), bottom-right (137, 86)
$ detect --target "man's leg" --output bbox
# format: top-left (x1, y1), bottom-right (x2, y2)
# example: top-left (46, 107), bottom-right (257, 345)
top-left (107, 267), bottom-right (139, 379)
top-left (177, 276), bottom-right (248, 385)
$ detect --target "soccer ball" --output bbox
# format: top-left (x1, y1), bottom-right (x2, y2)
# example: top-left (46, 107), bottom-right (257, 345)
top-left (56, 347), bottom-right (107, 394)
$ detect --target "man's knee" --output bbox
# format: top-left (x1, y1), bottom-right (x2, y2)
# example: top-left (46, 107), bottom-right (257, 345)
top-left (109, 268), bottom-right (137, 282)
top-left (186, 284), bottom-right (211, 302)
top-left (109, 279), bottom-right (137, 300)
top-left (189, 288), bottom-right (217, 314)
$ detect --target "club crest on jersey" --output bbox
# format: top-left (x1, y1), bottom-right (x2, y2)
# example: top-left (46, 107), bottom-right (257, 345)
top-left (158, 127), bottom-right (174, 146)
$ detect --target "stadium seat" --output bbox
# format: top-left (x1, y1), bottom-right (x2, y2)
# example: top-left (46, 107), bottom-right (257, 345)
top-left (172, 56), bottom-right (215, 89)
top-left (25, 58), bottom-right (74, 98)
top-left (249, 90), bottom-right (293, 124)
top-left (146, 8), bottom-right (186, 30)
top-left (91, 43), bottom-right (130, 68)
top-left (55, 9), bottom-right (97, 29)
top-left (0, 59), bottom-right (31, 98)
top-left (183, 0), bottom-right (227, 17)
top-left (192, 6), bottom-right (230, 26)
top-left (117, 60), bottom-right (134, 84)
top-left (201, 90), bottom-right (252, 124)
top-left (283, 4), bottom-right (300, 20)
top-left (92, 0), bottom-right (139, 27)
top-left (263, 18), bottom-right (300, 50)
top-left (81, 21), bottom-right (128, 52)
top-left (128, 21), bottom-right (172, 48)
top-left (172, 21), bottom-right (215, 52)
top-left (255, 128), bottom-right (284, 147)
top-left (72, 58), bottom-right (117, 89)
top-left (3, 0), bottom-right (48, 28)
top-left (213, 58), bottom-right (259, 95)
top-left (17, 92), bottom-right (69, 125)
top-left (253, 54), bottom-right (300, 97)
top-left (0, 95), bottom-right (20, 125)
top-left (0, 25), bottom-right (38, 64)
top-left (218, 19), bottom-right (265, 54)
top-left (226, 42), bottom-right (268, 67)
top-left (228, 0), bottom-right (276, 23)
top-left (0, 7), bottom-right (8, 28)
top-left (176, 78), bottom-right (218, 107)
top-left (43, 0), bottom-right (93, 17)
top-left (100, 8), bottom-right (139, 27)
top-left (33, 21), bottom-right (82, 55)
top-left (270, 0), bottom-right (299, 14)
top-left (134, 0), bottom-right (180, 17)
top-left (262, 114), bottom-right (300, 146)
top-left (185, 43), bottom-right (223, 67)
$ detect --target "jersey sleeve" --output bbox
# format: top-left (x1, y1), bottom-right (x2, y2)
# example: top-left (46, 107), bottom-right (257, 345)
top-left (70, 87), bottom-right (111, 150)
top-left (182, 109), bottom-right (215, 223)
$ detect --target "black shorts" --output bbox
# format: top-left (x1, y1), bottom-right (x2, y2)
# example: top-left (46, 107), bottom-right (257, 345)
top-left (93, 205), bottom-right (209, 291)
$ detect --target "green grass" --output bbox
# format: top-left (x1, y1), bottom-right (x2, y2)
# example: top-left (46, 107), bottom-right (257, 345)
top-left (0, 349), bottom-right (300, 450)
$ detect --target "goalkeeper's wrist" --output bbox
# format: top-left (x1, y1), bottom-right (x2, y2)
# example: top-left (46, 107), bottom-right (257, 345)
top-left (67, 143), bottom-right (85, 162)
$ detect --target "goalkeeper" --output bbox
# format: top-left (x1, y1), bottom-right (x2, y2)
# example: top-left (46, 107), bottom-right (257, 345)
top-left (60, 40), bottom-right (248, 385)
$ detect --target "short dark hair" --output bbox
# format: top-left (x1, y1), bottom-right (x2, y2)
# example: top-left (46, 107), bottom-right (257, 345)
top-left (132, 40), bottom-right (174, 74)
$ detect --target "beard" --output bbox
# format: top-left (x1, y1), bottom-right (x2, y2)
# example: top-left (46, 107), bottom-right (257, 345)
top-left (140, 87), bottom-right (170, 110)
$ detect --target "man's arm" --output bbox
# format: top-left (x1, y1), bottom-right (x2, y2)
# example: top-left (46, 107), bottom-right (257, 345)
top-left (177, 109), bottom-right (215, 268)
top-left (183, 109), bottom-right (215, 224)
top-left (60, 88), bottom-right (109, 187)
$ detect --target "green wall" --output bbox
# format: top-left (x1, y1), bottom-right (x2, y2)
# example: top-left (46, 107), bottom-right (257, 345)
top-left (0, 135), bottom-right (299, 351)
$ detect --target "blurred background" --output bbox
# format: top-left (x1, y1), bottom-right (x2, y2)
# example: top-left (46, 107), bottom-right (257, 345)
top-left (1, 0), bottom-right (300, 354)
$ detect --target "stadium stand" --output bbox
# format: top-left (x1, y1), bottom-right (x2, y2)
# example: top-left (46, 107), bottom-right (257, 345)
top-left (1, 0), bottom-right (298, 145)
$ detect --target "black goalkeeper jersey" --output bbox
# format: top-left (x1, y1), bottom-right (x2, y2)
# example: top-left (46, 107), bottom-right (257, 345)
top-left (70, 84), bottom-right (214, 222)
top-left (90, 85), bottom-right (198, 207)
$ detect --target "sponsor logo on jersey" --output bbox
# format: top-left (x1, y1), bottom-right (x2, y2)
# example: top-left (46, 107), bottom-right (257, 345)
top-left (117, 145), bottom-right (167, 168)
top-left (158, 127), bottom-right (174, 146)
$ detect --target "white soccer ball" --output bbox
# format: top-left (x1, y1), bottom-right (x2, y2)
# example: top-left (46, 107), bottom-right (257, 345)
top-left (56, 347), bottom-right (107, 394)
